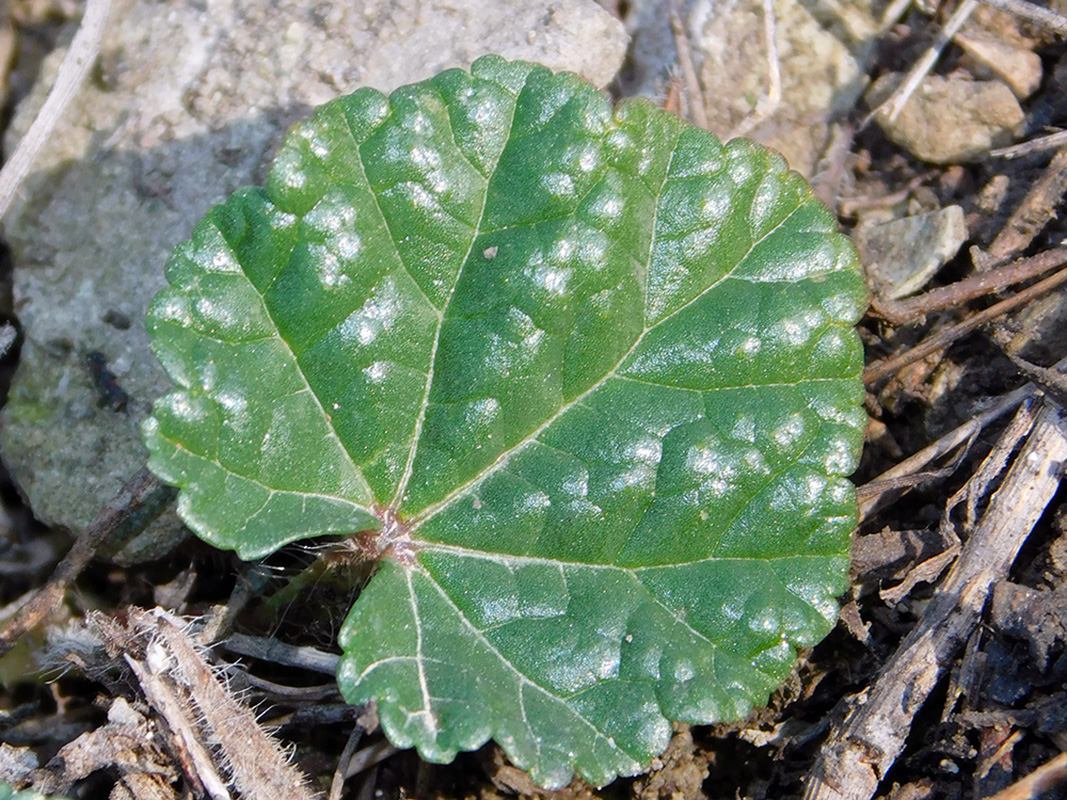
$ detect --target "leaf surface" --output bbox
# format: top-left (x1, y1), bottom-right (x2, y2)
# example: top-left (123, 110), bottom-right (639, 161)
top-left (144, 56), bottom-right (867, 788)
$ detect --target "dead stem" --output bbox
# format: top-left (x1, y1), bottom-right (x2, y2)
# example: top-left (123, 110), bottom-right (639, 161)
top-left (984, 751), bottom-right (1067, 800)
top-left (805, 402), bottom-right (1067, 800)
top-left (992, 130), bottom-right (1067, 159)
top-left (867, 0), bottom-right (978, 127)
top-left (857, 382), bottom-right (1040, 521)
top-left (668, 0), bottom-right (708, 129)
top-left (987, 149), bottom-right (1067, 262)
top-left (864, 260), bottom-right (1067, 384)
top-left (871, 247), bottom-right (1067, 325)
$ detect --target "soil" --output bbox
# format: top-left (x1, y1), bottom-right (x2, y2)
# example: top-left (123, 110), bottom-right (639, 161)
top-left (3, 2), bottom-right (1067, 799)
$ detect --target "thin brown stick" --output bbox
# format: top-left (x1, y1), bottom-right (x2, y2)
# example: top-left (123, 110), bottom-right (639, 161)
top-left (344, 740), bottom-right (402, 780)
top-left (812, 121), bottom-right (855, 210)
top-left (991, 130), bottom-right (1067, 159)
top-left (330, 725), bottom-right (364, 800)
top-left (223, 632), bottom-right (341, 675)
top-left (869, 0), bottom-right (978, 126)
top-left (863, 263), bottom-right (1067, 384)
top-left (977, 729), bottom-right (1025, 781)
top-left (955, 398), bottom-right (1038, 531)
top-left (839, 175), bottom-right (926, 218)
top-left (871, 248), bottom-right (1067, 325)
top-left (861, 351), bottom-right (1067, 530)
top-left (668, 0), bottom-right (708, 130)
top-left (0, 467), bottom-right (173, 658)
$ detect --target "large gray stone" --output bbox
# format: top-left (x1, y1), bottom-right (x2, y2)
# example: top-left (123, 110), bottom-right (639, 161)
top-left (696, 0), bottom-right (879, 177)
top-left (0, 0), bottom-right (628, 562)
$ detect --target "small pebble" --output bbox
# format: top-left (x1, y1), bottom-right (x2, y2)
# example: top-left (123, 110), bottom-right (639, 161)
top-left (855, 206), bottom-right (966, 300)
top-left (955, 31), bottom-right (1042, 100)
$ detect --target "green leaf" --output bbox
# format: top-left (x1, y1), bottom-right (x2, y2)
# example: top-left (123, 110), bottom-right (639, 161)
top-left (144, 55), bottom-right (867, 788)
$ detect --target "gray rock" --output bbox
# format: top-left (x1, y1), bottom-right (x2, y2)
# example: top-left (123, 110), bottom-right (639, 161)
top-left (868, 73), bottom-right (1024, 164)
top-left (955, 30), bottom-right (1042, 100)
top-left (855, 206), bottom-right (967, 301)
top-left (0, 0), bottom-right (628, 563)
top-left (619, 0), bottom-right (881, 178)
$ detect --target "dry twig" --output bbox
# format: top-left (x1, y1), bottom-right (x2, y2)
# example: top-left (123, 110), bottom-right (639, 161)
top-left (991, 130), bottom-right (1067, 159)
top-left (984, 751), bottom-right (1067, 800)
top-left (875, 399), bottom-right (1038, 603)
top-left (149, 612), bottom-right (317, 799)
top-left (866, 0), bottom-right (1067, 129)
top-left (668, 0), bottom-right (708, 130)
top-left (223, 632), bottom-right (340, 675)
top-left (98, 609), bottom-right (319, 800)
top-left (0, 0), bottom-right (111, 220)
top-left (863, 261), bottom-right (1067, 384)
top-left (871, 247), bottom-right (1067, 325)
top-left (344, 739), bottom-right (402, 780)
top-left (329, 725), bottom-right (364, 800)
top-left (952, 399), bottom-right (1037, 533)
top-left (860, 349), bottom-right (1067, 520)
top-left (987, 149), bottom-right (1067, 263)
top-left (125, 654), bottom-right (231, 800)
top-left (868, 0), bottom-right (978, 126)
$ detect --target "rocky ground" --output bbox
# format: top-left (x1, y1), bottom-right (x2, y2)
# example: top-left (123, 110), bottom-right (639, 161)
top-left (1, 0), bottom-right (1067, 798)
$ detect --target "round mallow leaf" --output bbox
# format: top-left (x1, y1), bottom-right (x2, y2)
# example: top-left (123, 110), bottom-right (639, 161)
top-left (144, 55), bottom-right (867, 789)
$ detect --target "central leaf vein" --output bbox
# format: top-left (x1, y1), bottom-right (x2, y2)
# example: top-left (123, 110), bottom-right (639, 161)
top-left (389, 75), bottom-right (527, 510)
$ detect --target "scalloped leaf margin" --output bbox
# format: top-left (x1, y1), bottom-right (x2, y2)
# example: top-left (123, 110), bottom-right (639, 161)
top-left (144, 55), bottom-right (867, 789)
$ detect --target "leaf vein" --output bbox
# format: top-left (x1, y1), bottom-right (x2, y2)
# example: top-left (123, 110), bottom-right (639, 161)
top-left (201, 218), bottom-right (374, 503)
top-left (155, 429), bottom-right (373, 517)
top-left (421, 569), bottom-right (624, 754)
top-left (408, 181), bottom-right (813, 528)
top-left (405, 569), bottom-right (438, 734)
top-left (388, 71), bottom-right (529, 509)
